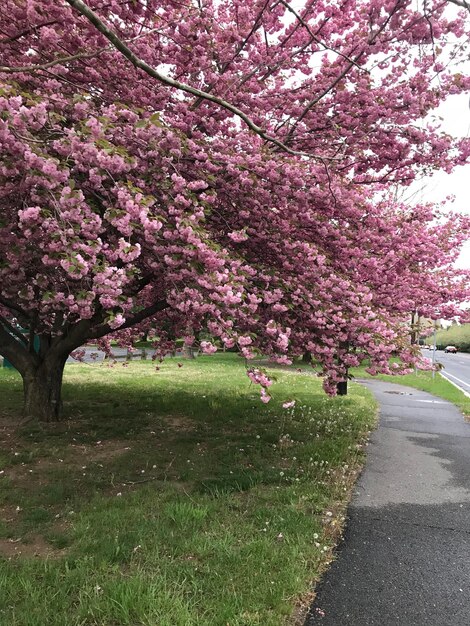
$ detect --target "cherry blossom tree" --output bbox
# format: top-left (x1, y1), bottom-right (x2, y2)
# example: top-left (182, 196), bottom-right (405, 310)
top-left (0, 0), bottom-right (469, 421)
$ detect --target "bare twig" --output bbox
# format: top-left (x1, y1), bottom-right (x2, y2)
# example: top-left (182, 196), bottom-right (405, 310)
top-left (122, 476), bottom-right (159, 485)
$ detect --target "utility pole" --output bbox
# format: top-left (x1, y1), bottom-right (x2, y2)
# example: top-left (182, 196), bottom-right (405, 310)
top-left (431, 323), bottom-right (437, 380)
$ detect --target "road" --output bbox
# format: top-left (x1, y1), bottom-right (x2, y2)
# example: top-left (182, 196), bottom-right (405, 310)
top-left (423, 349), bottom-right (470, 395)
top-left (65, 345), bottom-right (183, 363)
top-left (66, 346), bottom-right (137, 363)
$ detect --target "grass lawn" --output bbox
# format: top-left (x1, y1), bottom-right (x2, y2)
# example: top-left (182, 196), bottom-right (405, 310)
top-left (350, 366), bottom-right (470, 418)
top-left (0, 354), bottom-right (377, 626)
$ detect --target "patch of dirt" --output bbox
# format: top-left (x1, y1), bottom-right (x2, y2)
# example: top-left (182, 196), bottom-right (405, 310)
top-left (163, 415), bottom-right (196, 432)
top-left (0, 504), bottom-right (20, 523)
top-left (0, 460), bottom-right (51, 488)
top-left (0, 412), bottom-right (23, 427)
top-left (0, 535), bottom-right (65, 559)
top-left (288, 590), bottom-right (317, 626)
top-left (0, 437), bottom-right (134, 496)
top-left (67, 439), bottom-right (132, 463)
top-left (0, 418), bottom-right (21, 447)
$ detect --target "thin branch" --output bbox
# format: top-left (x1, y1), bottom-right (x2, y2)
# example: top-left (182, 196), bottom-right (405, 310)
top-left (0, 315), bottom-right (27, 345)
top-left (278, 0), bottom-right (367, 71)
top-left (0, 28), bottom-right (160, 74)
top-left (237, 35), bottom-right (314, 90)
top-left (284, 0), bottom-right (402, 143)
top-left (65, 0), bottom-right (326, 159)
top-left (0, 294), bottom-right (29, 318)
top-left (446, 0), bottom-right (470, 9)
top-left (276, 59), bottom-right (357, 139)
top-left (88, 300), bottom-right (168, 340)
top-left (191, 0), bottom-right (270, 111)
top-left (0, 19), bottom-right (59, 45)
top-left (0, 47), bottom-right (109, 73)
top-left (223, 0), bottom-right (271, 71)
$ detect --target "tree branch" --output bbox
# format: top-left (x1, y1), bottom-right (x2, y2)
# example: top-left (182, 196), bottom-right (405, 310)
top-left (283, 0), bottom-right (402, 143)
top-left (191, 0), bottom-right (270, 111)
top-left (0, 48), bottom-right (109, 73)
top-left (0, 27), bottom-right (161, 75)
top-left (88, 300), bottom-right (168, 340)
top-left (278, 0), bottom-right (367, 71)
top-left (0, 315), bottom-right (27, 346)
top-left (0, 19), bottom-right (59, 45)
top-left (0, 294), bottom-right (29, 318)
top-left (446, 0), bottom-right (470, 10)
top-left (64, 0), bottom-right (325, 159)
top-left (0, 322), bottom-right (37, 374)
top-left (223, 0), bottom-right (271, 71)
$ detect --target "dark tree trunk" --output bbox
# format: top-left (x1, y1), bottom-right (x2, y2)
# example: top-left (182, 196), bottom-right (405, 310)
top-left (336, 380), bottom-right (348, 396)
top-left (182, 344), bottom-right (195, 359)
top-left (22, 356), bottom-right (67, 422)
top-left (302, 351), bottom-right (311, 363)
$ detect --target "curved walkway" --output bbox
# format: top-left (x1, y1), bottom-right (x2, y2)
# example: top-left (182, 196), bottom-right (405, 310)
top-left (306, 379), bottom-right (470, 626)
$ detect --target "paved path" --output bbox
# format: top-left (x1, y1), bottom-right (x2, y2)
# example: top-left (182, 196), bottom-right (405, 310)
top-left (306, 380), bottom-right (470, 626)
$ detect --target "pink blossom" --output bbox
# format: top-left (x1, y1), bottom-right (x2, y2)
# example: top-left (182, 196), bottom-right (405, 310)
top-left (260, 389), bottom-right (271, 404)
top-left (109, 314), bottom-right (125, 330)
top-left (282, 400), bottom-right (296, 409)
top-left (228, 230), bottom-right (248, 243)
top-left (200, 341), bottom-right (217, 354)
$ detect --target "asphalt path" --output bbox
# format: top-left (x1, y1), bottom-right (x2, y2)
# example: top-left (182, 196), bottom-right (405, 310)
top-left (305, 380), bottom-right (470, 626)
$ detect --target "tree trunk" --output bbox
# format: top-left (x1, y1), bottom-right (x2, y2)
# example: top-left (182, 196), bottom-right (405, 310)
top-left (182, 345), bottom-right (195, 359)
top-left (23, 357), bottom-right (67, 422)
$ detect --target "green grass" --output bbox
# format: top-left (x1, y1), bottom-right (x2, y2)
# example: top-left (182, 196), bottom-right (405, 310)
top-left (350, 365), bottom-right (470, 418)
top-left (0, 354), bottom-right (377, 626)
top-left (424, 323), bottom-right (470, 351)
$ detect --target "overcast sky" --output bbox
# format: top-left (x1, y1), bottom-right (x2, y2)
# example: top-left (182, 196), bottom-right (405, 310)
top-left (413, 91), bottom-right (470, 269)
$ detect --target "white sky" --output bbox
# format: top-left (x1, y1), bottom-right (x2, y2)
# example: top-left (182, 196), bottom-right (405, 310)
top-left (412, 91), bottom-right (470, 269)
